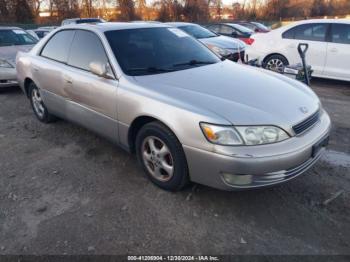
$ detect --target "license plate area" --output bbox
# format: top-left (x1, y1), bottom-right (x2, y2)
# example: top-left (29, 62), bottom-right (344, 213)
top-left (312, 136), bottom-right (329, 158)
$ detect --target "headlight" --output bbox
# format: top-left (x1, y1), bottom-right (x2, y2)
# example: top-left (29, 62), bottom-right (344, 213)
top-left (0, 59), bottom-right (14, 68)
top-left (200, 123), bottom-right (243, 145)
top-left (200, 123), bottom-right (290, 146)
top-left (236, 126), bottom-right (289, 145)
top-left (206, 44), bottom-right (232, 57)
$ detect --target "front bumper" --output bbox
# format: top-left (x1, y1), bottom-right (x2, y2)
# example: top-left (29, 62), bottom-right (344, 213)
top-left (0, 68), bottom-right (18, 88)
top-left (183, 110), bottom-right (331, 190)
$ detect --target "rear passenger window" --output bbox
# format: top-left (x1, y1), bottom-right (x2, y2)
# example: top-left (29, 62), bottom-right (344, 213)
top-left (220, 25), bottom-right (234, 35)
top-left (294, 24), bottom-right (328, 42)
top-left (67, 30), bottom-right (108, 71)
top-left (331, 24), bottom-right (350, 44)
top-left (208, 25), bottom-right (220, 33)
top-left (41, 30), bottom-right (75, 63)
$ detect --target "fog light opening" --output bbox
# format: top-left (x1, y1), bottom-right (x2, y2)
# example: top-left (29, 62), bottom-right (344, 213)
top-left (222, 173), bottom-right (252, 186)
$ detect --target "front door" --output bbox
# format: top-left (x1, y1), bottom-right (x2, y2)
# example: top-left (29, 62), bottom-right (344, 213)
top-left (64, 29), bottom-right (119, 142)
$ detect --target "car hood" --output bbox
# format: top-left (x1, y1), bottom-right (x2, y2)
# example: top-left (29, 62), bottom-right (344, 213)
top-left (133, 60), bottom-right (320, 131)
top-left (0, 45), bottom-right (34, 66)
top-left (199, 35), bottom-right (246, 51)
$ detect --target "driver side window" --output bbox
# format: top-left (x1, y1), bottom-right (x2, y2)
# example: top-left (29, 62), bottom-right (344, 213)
top-left (67, 30), bottom-right (109, 71)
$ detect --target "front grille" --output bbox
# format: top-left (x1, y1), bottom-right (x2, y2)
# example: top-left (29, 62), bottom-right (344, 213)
top-left (293, 110), bottom-right (320, 135)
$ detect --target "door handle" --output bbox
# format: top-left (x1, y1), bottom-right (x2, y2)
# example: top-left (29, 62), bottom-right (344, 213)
top-left (33, 67), bottom-right (39, 72)
top-left (329, 48), bottom-right (338, 53)
top-left (288, 44), bottom-right (296, 48)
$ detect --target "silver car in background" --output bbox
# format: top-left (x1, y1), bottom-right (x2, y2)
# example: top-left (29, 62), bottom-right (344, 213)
top-left (0, 27), bottom-right (37, 89)
top-left (166, 22), bottom-right (246, 62)
top-left (16, 23), bottom-right (331, 191)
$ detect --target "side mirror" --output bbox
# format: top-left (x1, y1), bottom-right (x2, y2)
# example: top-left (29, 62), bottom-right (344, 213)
top-left (89, 61), bottom-right (114, 79)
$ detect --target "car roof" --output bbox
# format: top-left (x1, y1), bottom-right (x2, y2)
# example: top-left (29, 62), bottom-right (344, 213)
top-left (63, 18), bottom-right (101, 21)
top-left (165, 22), bottom-right (196, 27)
top-left (289, 18), bottom-right (350, 25)
top-left (0, 26), bottom-right (22, 30)
top-left (60, 22), bottom-right (170, 32)
top-left (274, 18), bottom-right (350, 32)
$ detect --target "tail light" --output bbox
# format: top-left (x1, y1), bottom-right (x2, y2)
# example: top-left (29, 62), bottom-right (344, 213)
top-left (239, 37), bottom-right (255, 45)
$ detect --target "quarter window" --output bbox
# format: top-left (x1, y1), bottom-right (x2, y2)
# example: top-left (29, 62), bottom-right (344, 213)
top-left (331, 24), bottom-right (350, 44)
top-left (41, 30), bottom-right (75, 63)
top-left (282, 28), bottom-right (296, 39)
top-left (67, 30), bottom-right (109, 71)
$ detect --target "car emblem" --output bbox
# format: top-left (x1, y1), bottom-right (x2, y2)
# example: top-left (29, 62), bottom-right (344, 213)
top-left (299, 106), bottom-right (308, 114)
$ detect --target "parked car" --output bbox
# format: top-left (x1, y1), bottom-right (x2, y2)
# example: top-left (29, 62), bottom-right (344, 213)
top-left (131, 21), bottom-right (162, 24)
top-left (26, 30), bottom-right (40, 40)
top-left (166, 22), bottom-right (246, 62)
top-left (246, 19), bottom-right (350, 81)
top-left (233, 21), bottom-right (270, 33)
top-left (17, 23), bottom-right (331, 191)
top-left (205, 23), bottom-right (255, 45)
top-left (32, 27), bottom-right (57, 39)
top-left (0, 27), bottom-right (37, 89)
top-left (61, 18), bottom-right (106, 26)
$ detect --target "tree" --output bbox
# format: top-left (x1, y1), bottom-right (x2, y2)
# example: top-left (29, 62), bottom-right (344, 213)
top-left (117, 0), bottom-right (138, 21)
top-left (0, 0), bottom-right (10, 22)
top-left (15, 0), bottom-right (34, 23)
top-left (183, 0), bottom-right (209, 22)
top-left (136, 0), bottom-right (147, 19)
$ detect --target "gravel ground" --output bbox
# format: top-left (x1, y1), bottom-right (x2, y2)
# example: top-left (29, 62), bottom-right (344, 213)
top-left (0, 78), bottom-right (349, 255)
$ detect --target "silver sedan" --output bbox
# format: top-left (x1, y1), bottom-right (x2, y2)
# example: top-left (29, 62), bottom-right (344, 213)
top-left (0, 27), bottom-right (37, 89)
top-left (16, 23), bottom-right (331, 191)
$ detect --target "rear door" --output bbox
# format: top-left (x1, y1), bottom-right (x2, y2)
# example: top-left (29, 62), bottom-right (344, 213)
top-left (64, 29), bottom-right (119, 142)
top-left (36, 30), bottom-right (75, 116)
top-left (281, 23), bottom-right (329, 75)
top-left (323, 23), bottom-right (350, 80)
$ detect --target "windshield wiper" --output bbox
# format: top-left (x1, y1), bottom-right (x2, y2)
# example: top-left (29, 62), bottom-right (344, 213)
top-left (127, 67), bottom-right (175, 74)
top-left (172, 60), bottom-right (216, 67)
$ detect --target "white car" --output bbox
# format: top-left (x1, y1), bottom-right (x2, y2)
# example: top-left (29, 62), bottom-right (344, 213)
top-left (246, 19), bottom-right (350, 81)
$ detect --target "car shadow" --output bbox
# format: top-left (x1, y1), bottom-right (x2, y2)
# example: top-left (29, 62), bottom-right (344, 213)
top-left (0, 86), bottom-right (22, 94)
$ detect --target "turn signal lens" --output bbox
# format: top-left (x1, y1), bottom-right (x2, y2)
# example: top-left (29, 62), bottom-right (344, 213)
top-left (200, 123), bottom-right (243, 145)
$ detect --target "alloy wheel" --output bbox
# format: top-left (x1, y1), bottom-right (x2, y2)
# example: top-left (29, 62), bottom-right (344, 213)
top-left (266, 58), bottom-right (285, 73)
top-left (141, 136), bottom-right (174, 182)
top-left (32, 88), bottom-right (45, 119)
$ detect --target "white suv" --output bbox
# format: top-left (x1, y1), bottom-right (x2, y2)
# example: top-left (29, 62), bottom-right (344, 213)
top-left (246, 19), bottom-right (350, 81)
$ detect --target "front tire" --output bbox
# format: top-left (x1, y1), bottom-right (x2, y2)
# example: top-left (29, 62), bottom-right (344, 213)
top-left (29, 82), bottom-right (56, 123)
top-left (263, 54), bottom-right (289, 73)
top-left (135, 121), bottom-right (190, 191)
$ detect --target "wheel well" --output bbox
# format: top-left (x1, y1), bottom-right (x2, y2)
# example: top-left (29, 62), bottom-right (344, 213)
top-left (128, 116), bottom-right (159, 153)
top-left (24, 78), bottom-right (34, 97)
top-left (262, 53), bottom-right (289, 67)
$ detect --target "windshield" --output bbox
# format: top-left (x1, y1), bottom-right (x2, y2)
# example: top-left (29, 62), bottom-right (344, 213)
top-left (105, 27), bottom-right (220, 76)
top-left (178, 25), bottom-right (217, 39)
top-left (251, 22), bottom-right (269, 31)
top-left (229, 24), bottom-right (254, 34)
top-left (0, 29), bottom-right (38, 47)
top-left (76, 18), bottom-right (105, 24)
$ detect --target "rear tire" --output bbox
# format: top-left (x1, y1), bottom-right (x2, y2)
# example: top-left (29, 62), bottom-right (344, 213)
top-left (263, 54), bottom-right (289, 73)
top-left (28, 82), bottom-right (56, 123)
top-left (135, 121), bottom-right (190, 191)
